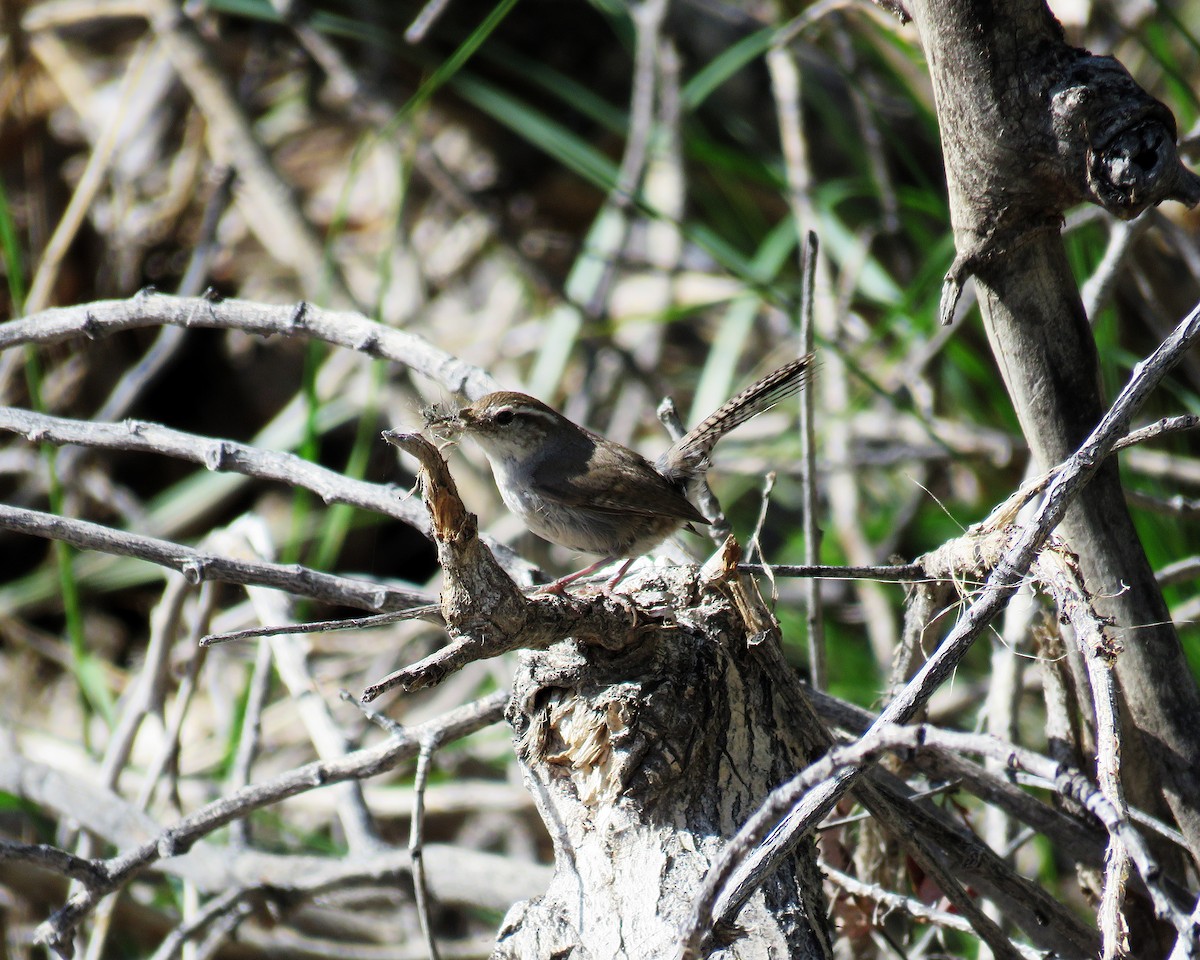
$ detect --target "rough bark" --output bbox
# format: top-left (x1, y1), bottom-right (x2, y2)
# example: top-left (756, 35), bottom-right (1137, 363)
top-left (492, 566), bottom-right (832, 960)
top-left (909, 0), bottom-right (1200, 865)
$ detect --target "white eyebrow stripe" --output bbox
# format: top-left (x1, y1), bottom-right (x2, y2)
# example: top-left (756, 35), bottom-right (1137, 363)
top-left (498, 406), bottom-right (558, 425)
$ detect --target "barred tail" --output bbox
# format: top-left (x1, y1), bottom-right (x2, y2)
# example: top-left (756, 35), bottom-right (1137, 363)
top-left (662, 355), bottom-right (813, 477)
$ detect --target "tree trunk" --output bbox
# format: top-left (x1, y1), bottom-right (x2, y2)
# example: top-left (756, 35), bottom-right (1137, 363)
top-left (491, 566), bottom-right (832, 959)
top-left (908, 0), bottom-right (1200, 864)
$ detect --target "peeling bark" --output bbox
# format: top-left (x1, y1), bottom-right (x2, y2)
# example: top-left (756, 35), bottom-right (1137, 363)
top-left (494, 568), bottom-right (831, 959)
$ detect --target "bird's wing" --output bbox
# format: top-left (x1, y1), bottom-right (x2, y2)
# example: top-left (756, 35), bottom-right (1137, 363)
top-left (531, 442), bottom-right (709, 525)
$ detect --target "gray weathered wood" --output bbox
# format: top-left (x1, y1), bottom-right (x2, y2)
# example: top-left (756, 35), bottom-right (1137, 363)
top-left (492, 567), bottom-right (832, 960)
top-left (909, 0), bottom-right (1200, 865)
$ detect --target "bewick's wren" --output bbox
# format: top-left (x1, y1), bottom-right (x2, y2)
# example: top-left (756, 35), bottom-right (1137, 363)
top-left (434, 356), bottom-right (811, 587)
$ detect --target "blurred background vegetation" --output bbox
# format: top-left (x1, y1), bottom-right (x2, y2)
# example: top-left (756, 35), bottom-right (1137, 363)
top-left (1, 0), bottom-right (1199, 955)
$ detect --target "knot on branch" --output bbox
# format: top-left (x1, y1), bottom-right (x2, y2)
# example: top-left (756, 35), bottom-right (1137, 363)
top-left (937, 46), bottom-right (1200, 324)
top-left (1051, 54), bottom-right (1200, 216)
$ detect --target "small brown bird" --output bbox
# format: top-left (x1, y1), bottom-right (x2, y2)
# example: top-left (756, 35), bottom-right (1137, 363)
top-left (440, 356), bottom-right (811, 589)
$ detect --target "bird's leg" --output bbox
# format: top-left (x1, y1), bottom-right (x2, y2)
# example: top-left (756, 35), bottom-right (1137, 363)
top-left (534, 556), bottom-right (617, 595)
top-left (603, 558), bottom-right (635, 590)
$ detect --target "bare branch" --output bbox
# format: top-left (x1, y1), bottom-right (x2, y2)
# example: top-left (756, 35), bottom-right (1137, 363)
top-left (31, 692), bottom-right (509, 957)
top-left (0, 293), bottom-right (500, 400)
top-left (0, 503), bottom-right (434, 613)
top-left (0, 406), bottom-right (429, 531)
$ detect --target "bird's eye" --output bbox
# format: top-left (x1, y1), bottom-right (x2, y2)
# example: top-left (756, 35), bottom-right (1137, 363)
top-left (493, 409), bottom-right (516, 426)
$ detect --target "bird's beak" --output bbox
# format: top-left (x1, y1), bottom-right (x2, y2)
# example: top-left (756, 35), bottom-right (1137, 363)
top-left (421, 402), bottom-right (469, 441)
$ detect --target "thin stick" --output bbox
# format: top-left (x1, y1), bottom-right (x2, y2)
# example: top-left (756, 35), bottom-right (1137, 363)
top-left (737, 562), bottom-right (925, 581)
top-left (405, 0), bottom-right (455, 43)
top-left (767, 39), bottom-right (898, 670)
top-left (0, 406), bottom-right (430, 533)
top-left (0, 293), bottom-right (501, 399)
top-left (797, 231), bottom-right (825, 688)
top-left (744, 472), bottom-right (779, 604)
top-left (227, 634), bottom-right (273, 848)
top-left (201, 605), bottom-right (442, 646)
top-left (1112, 414), bottom-right (1200, 451)
top-left (410, 735), bottom-right (444, 960)
top-left (0, 502), bottom-right (433, 613)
